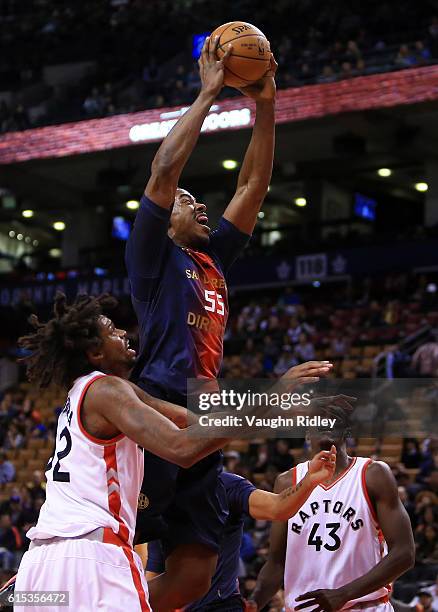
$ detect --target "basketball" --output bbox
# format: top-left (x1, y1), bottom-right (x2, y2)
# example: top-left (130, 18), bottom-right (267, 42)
top-left (211, 21), bottom-right (271, 88)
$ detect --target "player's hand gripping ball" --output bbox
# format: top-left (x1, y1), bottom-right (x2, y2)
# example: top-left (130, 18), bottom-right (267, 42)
top-left (211, 21), bottom-right (271, 88)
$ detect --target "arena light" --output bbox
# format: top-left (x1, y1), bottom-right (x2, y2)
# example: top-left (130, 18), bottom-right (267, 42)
top-left (415, 182), bottom-right (428, 192)
top-left (25, 236), bottom-right (31, 243)
top-left (126, 200), bottom-right (140, 210)
top-left (22, 209), bottom-right (34, 218)
top-left (49, 248), bottom-right (61, 258)
top-left (377, 168), bottom-right (392, 177)
top-left (33, 240), bottom-right (39, 247)
top-left (53, 221), bottom-right (66, 231)
top-left (17, 233), bottom-right (23, 240)
top-left (8, 230), bottom-right (15, 238)
top-left (294, 197), bottom-right (307, 207)
top-left (258, 211), bottom-right (265, 219)
top-left (222, 159), bottom-right (238, 170)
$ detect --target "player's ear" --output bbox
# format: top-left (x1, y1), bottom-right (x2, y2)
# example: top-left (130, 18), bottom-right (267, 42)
top-left (86, 346), bottom-right (105, 367)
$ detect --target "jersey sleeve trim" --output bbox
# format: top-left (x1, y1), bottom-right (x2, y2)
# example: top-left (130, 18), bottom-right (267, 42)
top-left (291, 466), bottom-right (297, 487)
top-left (361, 458), bottom-right (379, 525)
top-left (77, 374), bottom-right (125, 446)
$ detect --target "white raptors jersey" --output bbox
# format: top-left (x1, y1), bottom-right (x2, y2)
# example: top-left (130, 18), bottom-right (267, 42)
top-left (27, 371), bottom-right (144, 547)
top-left (285, 457), bottom-right (390, 611)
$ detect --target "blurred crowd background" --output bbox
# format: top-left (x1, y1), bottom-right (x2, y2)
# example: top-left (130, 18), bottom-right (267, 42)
top-left (0, 0), bottom-right (437, 132)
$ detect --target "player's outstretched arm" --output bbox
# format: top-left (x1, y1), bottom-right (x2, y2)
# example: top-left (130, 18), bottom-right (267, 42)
top-left (295, 461), bottom-right (415, 612)
top-left (247, 471), bottom-right (290, 611)
top-left (248, 447), bottom-right (336, 521)
top-left (145, 36), bottom-right (232, 209)
top-left (84, 376), bottom-right (228, 468)
top-left (222, 56), bottom-right (276, 235)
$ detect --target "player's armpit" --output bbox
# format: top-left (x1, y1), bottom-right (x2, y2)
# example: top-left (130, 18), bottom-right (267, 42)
top-left (84, 376), bottom-right (227, 468)
top-left (250, 471), bottom-right (289, 610)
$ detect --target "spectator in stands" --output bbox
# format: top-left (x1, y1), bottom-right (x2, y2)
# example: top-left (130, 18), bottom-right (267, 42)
top-left (346, 40), bottom-right (362, 61)
top-left (224, 450), bottom-right (241, 473)
top-left (287, 316), bottom-right (313, 344)
top-left (330, 335), bottom-right (351, 357)
top-left (271, 439), bottom-right (294, 472)
top-left (402, 439), bottom-right (422, 469)
top-left (0, 452), bottom-right (15, 484)
top-left (408, 591), bottom-right (435, 612)
top-left (0, 513), bottom-right (21, 570)
top-left (354, 58), bottom-right (367, 76)
top-left (340, 61), bottom-right (354, 79)
top-left (395, 44), bottom-right (416, 68)
top-left (413, 491), bottom-right (438, 529)
top-left (29, 412), bottom-right (47, 439)
top-left (28, 471), bottom-right (45, 501)
top-left (252, 443), bottom-right (270, 474)
top-left (294, 332), bottom-right (315, 363)
top-left (83, 87), bottom-right (104, 117)
top-left (425, 470), bottom-right (438, 496)
top-left (318, 65), bottom-right (337, 83)
top-left (255, 464), bottom-right (279, 493)
top-left (415, 41), bottom-right (432, 64)
top-left (262, 335), bottom-right (281, 373)
top-left (4, 424), bottom-right (24, 450)
top-left (416, 525), bottom-right (438, 564)
top-left (409, 575), bottom-right (438, 611)
top-left (412, 340), bottom-right (438, 376)
top-left (274, 347), bottom-right (298, 376)
top-left (417, 452), bottom-right (438, 484)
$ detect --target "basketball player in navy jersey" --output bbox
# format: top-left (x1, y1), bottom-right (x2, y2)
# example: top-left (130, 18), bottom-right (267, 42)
top-left (125, 35), bottom-right (277, 610)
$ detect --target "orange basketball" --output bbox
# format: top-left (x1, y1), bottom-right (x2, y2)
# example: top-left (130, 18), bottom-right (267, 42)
top-left (211, 21), bottom-right (271, 88)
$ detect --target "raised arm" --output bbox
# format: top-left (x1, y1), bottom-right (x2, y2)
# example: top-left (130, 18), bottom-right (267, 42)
top-left (247, 471), bottom-right (290, 611)
top-left (222, 57), bottom-right (276, 235)
top-left (295, 461), bottom-right (415, 612)
top-left (84, 376), bottom-right (228, 468)
top-left (145, 37), bottom-right (231, 209)
top-left (248, 447), bottom-right (336, 521)
top-left (126, 37), bottom-right (231, 290)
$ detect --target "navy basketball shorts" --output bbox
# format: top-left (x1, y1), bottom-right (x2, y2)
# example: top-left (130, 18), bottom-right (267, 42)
top-left (161, 451), bottom-right (228, 556)
top-left (134, 381), bottom-right (228, 553)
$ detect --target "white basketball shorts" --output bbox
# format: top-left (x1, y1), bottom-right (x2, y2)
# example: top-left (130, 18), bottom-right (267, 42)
top-left (14, 538), bottom-right (150, 611)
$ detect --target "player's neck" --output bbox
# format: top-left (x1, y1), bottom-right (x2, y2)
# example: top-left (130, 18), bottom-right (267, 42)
top-left (104, 365), bottom-right (131, 380)
top-left (332, 449), bottom-right (352, 477)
